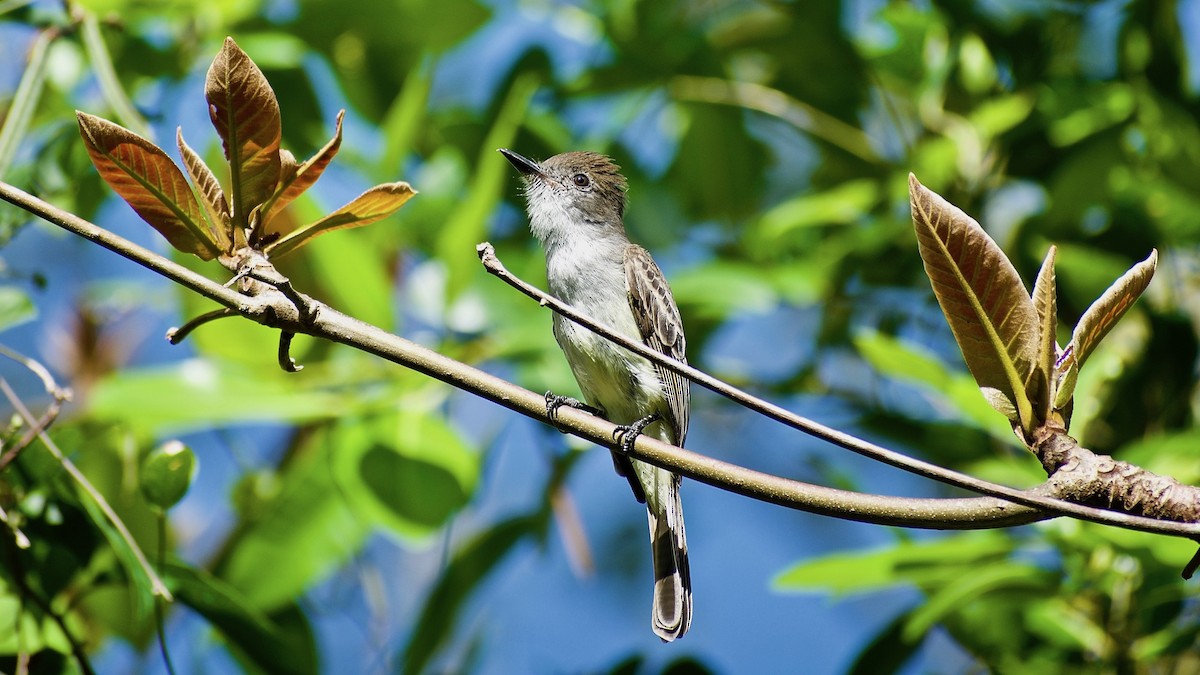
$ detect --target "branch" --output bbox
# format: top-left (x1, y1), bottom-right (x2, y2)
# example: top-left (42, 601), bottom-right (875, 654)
top-left (0, 344), bottom-right (71, 471)
top-left (476, 242), bottom-right (1200, 539)
top-left (3, 179), bottom-right (1199, 539)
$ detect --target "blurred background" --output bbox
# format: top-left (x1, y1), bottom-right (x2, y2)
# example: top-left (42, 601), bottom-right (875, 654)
top-left (2, 0), bottom-right (1200, 672)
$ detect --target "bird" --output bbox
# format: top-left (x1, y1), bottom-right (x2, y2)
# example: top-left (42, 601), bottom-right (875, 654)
top-left (500, 148), bottom-right (692, 641)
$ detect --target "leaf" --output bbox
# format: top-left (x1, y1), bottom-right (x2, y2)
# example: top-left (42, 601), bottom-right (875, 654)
top-left (217, 430), bottom-right (371, 611)
top-left (331, 412), bottom-right (479, 540)
top-left (773, 531), bottom-right (1014, 594)
top-left (177, 127), bottom-right (232, 252)
top-left (88, 360), bottom-right (353, 434)
top-left (908, 174), bottom-right (1039, 431)
top-left (0, 286), bottom-right (35, 332)
top-left (205, 37), bottom-right (282, 229)
top-left (400, 516), bottom-right (539, 675)
top-left (901, 561), bottom-right (1050, 641)
top-left (1069, 249), bottom-right (1157, 375)
top-left (853, 330), bottom-right (1018, 440)
top-left (0, 29), bottom-right (53, 179)
top-left (76, 112), bottom-right (220, 260)
top-left (259, 109), bottom-right (345, 234)
top-left (263, 182), bottom-right (415, 258)
top-left (168, 563), bottom-right (317, 675)
top-left (1030, 245), bottom-right (1058, 422)
top-left (436, 72), bottom-right (538, 298)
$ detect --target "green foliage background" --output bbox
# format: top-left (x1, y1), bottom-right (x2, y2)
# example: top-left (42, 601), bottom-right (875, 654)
top-left (2, 0), bottom-right (1200, 673)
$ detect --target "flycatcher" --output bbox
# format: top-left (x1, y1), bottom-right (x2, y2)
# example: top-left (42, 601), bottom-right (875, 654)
top-left (500, 148), bottom-right (692, 641)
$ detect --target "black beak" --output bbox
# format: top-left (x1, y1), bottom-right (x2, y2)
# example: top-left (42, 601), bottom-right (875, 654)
top-left (499, 148), bottom-right (544, 179)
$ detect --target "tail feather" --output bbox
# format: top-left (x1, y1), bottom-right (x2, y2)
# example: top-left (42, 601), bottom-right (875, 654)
top-left (648, 476), bottom-right (691, 641)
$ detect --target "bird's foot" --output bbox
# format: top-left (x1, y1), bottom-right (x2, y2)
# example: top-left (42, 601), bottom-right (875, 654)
top-left (613, 412), bottom-right (661, 455)
top-left (545, 391), bottom-right (603, 424)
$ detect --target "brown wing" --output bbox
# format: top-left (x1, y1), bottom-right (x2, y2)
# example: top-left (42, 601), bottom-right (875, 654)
top-left (624, 244), bottom-right (689, 447)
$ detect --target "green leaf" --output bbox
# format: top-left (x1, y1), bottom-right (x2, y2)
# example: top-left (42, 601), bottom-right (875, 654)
top-left (378, 58), bottom-right (432, 176)
top-left (0, 286), bottom-right (35, 332)
top-left (79, 11), bottom-right (150, 138)
top-left (218, 430), bottom-right (371, 610)
top-left (263, 182), bottom-right (415, 258)
top-left (77, 112), bottom-right (221, 259)
top-left (902, 561), bottom-right (1050, 641)
top-left (205, 37), bottom-right (282, 230)
top-left (908, 174), bottom-right (1039, 432)
top-left (88, 360), bottom-right (352, 434)
top-left (773, 531), bottom-right (1014, 595)
top-left (853, 330), bottom-right (1018, 441)
top-left (332, 411), bottom-right (479, 540)
top-left (436, 72), bottom-right (538, 298)
top-left (400, 515), bottom-right (539, 675)
top-left (168, 563), bottom-right (317, 675)
top-left (754, 179), bottom-right (879, 242)
top-left (0, 28), bottom-right (53, 180)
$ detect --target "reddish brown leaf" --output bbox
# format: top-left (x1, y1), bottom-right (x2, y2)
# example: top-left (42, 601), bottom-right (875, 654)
top-left (264, 182), bottom-right (415, 258)
top-left (205, 37), bottom-right (281, 229)
top-left (77, 111), bottom-right (219, 260)
top-left (1071, 250), bottom-right (1157, 370)
top-left (908, 174), bottom-right (1039, 431)
top-left (259, 109), bottom-right (345, 237)
top-left (176, 128), bottom-right (231, 252)
top-left (1030, 245), bottom-right (1058, 420)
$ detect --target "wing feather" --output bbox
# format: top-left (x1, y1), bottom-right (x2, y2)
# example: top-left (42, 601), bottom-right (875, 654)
top-left (624, 244), bottom-right (690, 446)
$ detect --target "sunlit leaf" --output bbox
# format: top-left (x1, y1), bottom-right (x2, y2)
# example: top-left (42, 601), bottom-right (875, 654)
top-left (205, 36), bottom-right (282, 229)
top-left (263, 182), bottom-right (415, 258)
top-left (259, 109), bottom-right (345, 233)
top-left (908, 174), bottom-right (1038, 431)
top-left (0, 286), bottom-right (35, 332)
top-left (168, 563), bottom-right (317, 675)
top-left (1030, 245), bottom-right (1058, 422)
top-left (76, 111), bottom-right (220, 260)
top-left (88, 360), bottom-right (353, 433)
top-left (1069, 249), bottom-right (1157, 374)
top-left (177, 127), bottom-right (231, 251)
top-left (774, 531), bottom-right (1014, 594)
top-left (436, 72), bottom-right (537, 298)
top-left (853, 330), bottom-right (1018, 441)
top-left (0, 29), bottom-right (52, 180)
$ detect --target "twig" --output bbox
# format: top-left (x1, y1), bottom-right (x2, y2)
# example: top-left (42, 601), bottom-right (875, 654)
top-left (166, 308), bottom-right (235, 344)
top-left (475, 242), bottom-right (1200, 538)
top-left (0, 344), bottom-right (71, 471)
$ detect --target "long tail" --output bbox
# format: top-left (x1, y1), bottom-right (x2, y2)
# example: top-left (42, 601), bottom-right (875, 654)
top-left (647, 471), bottom-right (691, 641)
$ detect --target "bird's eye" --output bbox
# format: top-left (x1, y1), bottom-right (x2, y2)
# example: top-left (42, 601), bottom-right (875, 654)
top-left (572, 173), bottom-right (590, 188)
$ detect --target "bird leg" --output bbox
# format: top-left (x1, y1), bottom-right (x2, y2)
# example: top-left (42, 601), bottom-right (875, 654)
top-left (544, 391), bottom-right (603, 422)
top-left (613, 412), bottom-right (662, 456)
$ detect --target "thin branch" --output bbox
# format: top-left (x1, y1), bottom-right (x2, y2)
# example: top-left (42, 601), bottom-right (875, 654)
top-left (166, 308), bottom-right (235, 344)
top-left (475, 242), bottom-right (1200, 538)
top-left (5, 180), bottom-right (1200, 538)
top-left (0, 344), bottom-right (71, 471)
